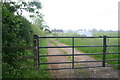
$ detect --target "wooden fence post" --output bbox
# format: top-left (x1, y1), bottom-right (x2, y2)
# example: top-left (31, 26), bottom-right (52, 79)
top-left (33, 35), bottom-right (39, 70)
top-left (36, 35), bottom-right (40, 70)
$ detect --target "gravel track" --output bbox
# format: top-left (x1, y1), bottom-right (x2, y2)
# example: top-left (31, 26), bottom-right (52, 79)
top-left (47, 40), bottom-right (119, 78)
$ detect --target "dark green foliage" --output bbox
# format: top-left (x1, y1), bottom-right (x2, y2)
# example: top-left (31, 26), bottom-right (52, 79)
top-left (2, 2), bottom-right (33, 53)
top-left (2, 1), bottom-right (51, 78)
top-left (44, 28), bottom-right (51, 33)
top-left (28, 8), bottom-right (35, 12)
top-left (29, 1), bottom-right (42, 9)
top-left (2, 2), bottom-right (33, 47)
top-left (2, 2), bottom-right (33, 78)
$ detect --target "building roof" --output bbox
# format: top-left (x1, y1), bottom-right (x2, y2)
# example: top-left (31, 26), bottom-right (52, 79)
top-left (51, 29), bottom-right (64, 33)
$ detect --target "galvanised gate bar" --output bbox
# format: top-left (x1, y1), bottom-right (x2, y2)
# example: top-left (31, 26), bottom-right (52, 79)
top-left (34, 35), bottom-right (120, 70)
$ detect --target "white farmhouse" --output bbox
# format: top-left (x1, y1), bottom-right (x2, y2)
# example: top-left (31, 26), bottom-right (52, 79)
top-left (78, 31), bottom-right (92, 36)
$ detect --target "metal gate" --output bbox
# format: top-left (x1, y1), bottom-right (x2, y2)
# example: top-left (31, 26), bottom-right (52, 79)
top-left (33, 35), bottom-right (120, 70)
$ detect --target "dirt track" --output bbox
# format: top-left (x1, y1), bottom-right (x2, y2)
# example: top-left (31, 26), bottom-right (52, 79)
top-left (47, 40), bottom-right (119, 78)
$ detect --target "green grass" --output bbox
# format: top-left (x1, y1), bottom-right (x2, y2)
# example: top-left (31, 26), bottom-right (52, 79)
top-left (38, 38), bottom-right (52, 78)
top-left (93, 32), bottom-right (118, 36)
top-left (54, 32), bottom-right (119, 69)
top-left (28, 24), bottom-right (52, 78)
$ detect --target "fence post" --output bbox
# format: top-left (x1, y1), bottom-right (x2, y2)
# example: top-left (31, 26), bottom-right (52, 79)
top-left (72, 37), bottom-right (74, 68)
top-left (36, 35), bottom-right (40, 70)
top-left (33, 35), bottom-right (39, 70)
top-left (102, 35), bottom-right (107, 67)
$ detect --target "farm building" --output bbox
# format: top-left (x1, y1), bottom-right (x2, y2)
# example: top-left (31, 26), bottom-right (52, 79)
top-left (78, 31), bottom-right (92, 36)
top-left (51, 29), bottom-right (64, 33)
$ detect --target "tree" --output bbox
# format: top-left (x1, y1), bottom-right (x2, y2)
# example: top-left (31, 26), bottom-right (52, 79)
top-left (2, 1), bottom-right (40, 77)
top-left (2, 1), bottom-right (33, 64)
top-left (44, 28), bottom-right (51, 34)
top-left (99, 29), bottom-right (104, 32)
top-left (91, 28), bottom-right (98, 32)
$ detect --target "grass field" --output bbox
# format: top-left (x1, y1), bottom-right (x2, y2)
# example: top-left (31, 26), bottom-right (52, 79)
top-left (93, 32), bottom-right (118, 36)
top-left (51, 32), bottom-right (119, 69)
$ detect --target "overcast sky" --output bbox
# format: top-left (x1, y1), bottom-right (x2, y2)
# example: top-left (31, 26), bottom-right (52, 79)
top-left (39, 0), bottom-right (119, 31)
top-left (11, 0), bottom-right (120, 31)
